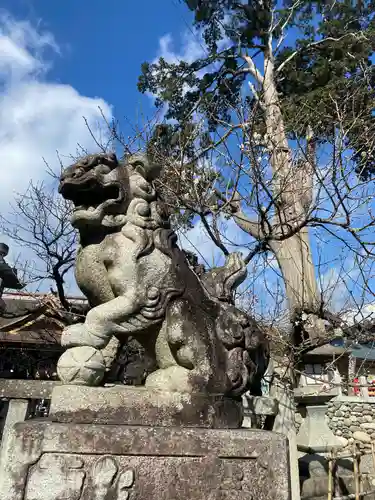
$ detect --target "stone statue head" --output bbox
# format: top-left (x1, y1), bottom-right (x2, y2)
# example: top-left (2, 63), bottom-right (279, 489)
top-left (59, 152), bottom-right (162, 230)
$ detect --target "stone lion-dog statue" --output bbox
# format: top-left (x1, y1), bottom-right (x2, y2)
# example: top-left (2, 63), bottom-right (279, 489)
top-left (56, 152), bottom-right (268, 397)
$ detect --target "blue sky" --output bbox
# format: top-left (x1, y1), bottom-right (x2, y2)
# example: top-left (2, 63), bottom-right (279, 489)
top-left (0, 1), bottom-right (374, 321)
top-left (0, 0), bottom-right (191, 137)
top-left (0, 1), bottom-right (200, 296)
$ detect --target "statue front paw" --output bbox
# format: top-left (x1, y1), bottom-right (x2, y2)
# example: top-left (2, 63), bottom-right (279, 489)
top-left (61, 323), bottom-right (108, 349)
top-left (145, 366), bottom-right (193, 393)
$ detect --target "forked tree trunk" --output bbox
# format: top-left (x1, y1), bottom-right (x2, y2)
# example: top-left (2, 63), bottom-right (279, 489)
top-left (262, 57), bottom-right (309, 500)
top-left (262, 54), bottom-right (318, 320)
top-left (233, 55), bottom-right (319, 321)
top-left (255, 51), bottom-right (318, 500)
top-left (230, 49), bottom-right (319, 498)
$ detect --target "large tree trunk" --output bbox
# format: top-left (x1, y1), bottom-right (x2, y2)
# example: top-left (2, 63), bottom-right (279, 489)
top-left (262, 55), bottom-right (318, 319)
top-left (231, 48), bottom-right (319, 499)
top-left (263, 52), bottom-right (315, 500)
top-left (269, 228), bottom-right (319, 316)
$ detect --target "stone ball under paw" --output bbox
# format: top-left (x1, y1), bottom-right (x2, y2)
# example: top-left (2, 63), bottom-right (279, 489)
top-left (57, 346), bottom-right (106, 386)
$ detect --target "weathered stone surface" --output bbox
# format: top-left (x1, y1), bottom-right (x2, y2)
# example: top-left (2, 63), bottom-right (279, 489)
top-left (1, 152), bottom-right (293, 500)
top-left (353, 430), bottom-right (372, 443)
top-left (360, 422), bottom-right (375, 430)
top-left (0, 421), bottom-right (291, 500)
top-left (352, 405), bottom-right (364, 412)
top-left (57, 346), bottom-right (106, 386)
top-left (25, 455), bottom-right (86, 500)
top-left (243, 395), bottom-right (279, 416)
top-left (0, 399), bottom-right (29, 482)
top-left (337, 437), bottom-right (349, 447)
top-left (0, 379), bottom-right (60, 399)
top-left (326, 398), bottom-right (375, 448)
top-left (55, 152), bottom-right (269, 397)
top-left (297, 405), bottom-right (343, 451)
top-left (242, 395), bottom-right (279, 428)
top-left (349, 426), bottom-right (361, 433)
top-left (49, 385), bottom-right (243, 428)
top-left (301, 473), bottom-right (375, 500)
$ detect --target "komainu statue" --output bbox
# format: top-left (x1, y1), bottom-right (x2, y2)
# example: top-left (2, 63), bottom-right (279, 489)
top-left (57, 152), bottom-right (268, 397)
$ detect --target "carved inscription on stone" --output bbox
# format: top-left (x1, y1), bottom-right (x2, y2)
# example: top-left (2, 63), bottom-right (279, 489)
top-left (86, 456), bottom-right (135, 500)
top-left (25, 455), bottom-right (85, 500)
top-left (24, 454), bottom-right (135, 500)
top-left (22, 450), bottom-right (285, 499)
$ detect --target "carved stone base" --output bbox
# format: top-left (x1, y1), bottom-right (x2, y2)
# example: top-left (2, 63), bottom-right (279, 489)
top-left (0, 420), bottom-right (291, 500)
top-left (49, 385), bottom-right (244, 428)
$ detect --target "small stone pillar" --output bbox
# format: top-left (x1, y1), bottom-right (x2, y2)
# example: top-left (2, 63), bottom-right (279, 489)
top-left (297, 405), bottom-right (343, 452)
top-left (359, 376), bottom-right (369, 399)
top-left (297, 404), bottom-right (344, 498)
top-left (0, 400), bottom-right (28, 474)
top-left (270, 357), bottom-right (301, 500)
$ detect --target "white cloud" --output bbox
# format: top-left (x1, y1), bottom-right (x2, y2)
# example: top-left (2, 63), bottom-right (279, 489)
top-left (0, 12), bottom-right (112, 213)
top-left (0, 12), bottom-right (113, 295)
top-left (145, 30), bottom-right (208, 118)
top-left (157, 32), bottom-right (206, 65)
top-left (344, 303), bottom-right (375, 326)
top-left (156, 16), bottom-right (233, 66)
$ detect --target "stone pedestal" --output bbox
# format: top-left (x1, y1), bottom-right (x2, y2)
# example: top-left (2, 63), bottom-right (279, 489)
top-left (0, 386), bottom-right (292, 500)
top-left (297, 405), bottom-right (343, 453)
top-left (297, 405), bottom-right (344, 499)
top-left (49, 385), bottom-right (244, 428)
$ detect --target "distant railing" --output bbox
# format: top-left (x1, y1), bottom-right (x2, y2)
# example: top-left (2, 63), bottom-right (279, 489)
top-left (0, 379), bottom-right (59, 400)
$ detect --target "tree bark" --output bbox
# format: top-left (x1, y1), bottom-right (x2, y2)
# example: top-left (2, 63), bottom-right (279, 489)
top-left (262, 53), bottom-right (318, 319)
top-left (256, 49), bottom-right (316, 500)
top-left (269, 228), bottom-right (319, 316)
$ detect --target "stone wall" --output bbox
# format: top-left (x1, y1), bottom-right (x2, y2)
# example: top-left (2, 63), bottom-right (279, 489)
top-left (327, 396), bottom-right (375, 449)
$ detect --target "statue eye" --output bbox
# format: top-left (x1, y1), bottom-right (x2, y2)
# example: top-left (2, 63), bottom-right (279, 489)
top-left (74, 167), bottom-right (85, 178)
top-left (96, 165), bottom-right (112, 175)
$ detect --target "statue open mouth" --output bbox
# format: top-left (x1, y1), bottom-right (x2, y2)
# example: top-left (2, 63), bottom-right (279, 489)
top-left (58, 152), bottom-right (127, 228)
top-left (59, 173), bottom-right (124, 227)
top-left (60, 179), bottom-right (121, 212)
